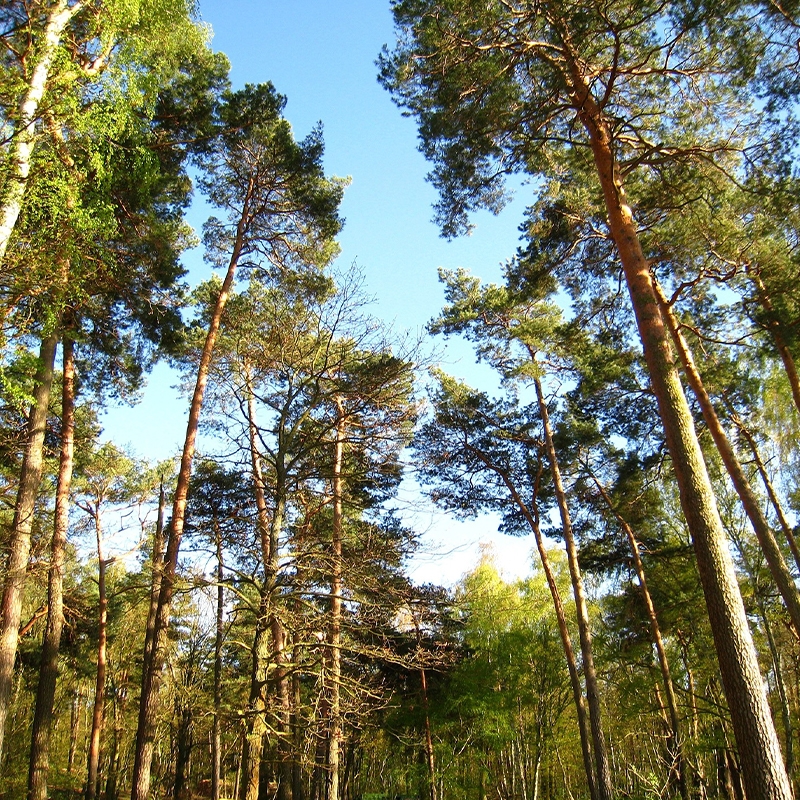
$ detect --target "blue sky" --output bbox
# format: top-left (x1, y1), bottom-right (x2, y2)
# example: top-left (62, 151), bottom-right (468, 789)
top-left (102, 1), bottom-right (537, 585)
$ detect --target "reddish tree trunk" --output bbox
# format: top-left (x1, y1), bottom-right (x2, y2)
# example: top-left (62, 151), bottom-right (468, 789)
top-left (28, 336), bottom-right (76, 800)
top-left (565, 52), bottom-right (791, 798)
top-left (131, 179), bottom-right (253, 800)
top-left (0, 332), bottom-right (58, 759)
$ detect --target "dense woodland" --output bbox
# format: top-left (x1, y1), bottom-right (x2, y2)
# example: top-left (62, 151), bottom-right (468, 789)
top-left (2, 1), bottom-right (800, 799)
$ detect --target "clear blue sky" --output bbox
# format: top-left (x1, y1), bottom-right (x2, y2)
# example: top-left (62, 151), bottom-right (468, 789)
top-left (102, 1), bottom-right (537, 584)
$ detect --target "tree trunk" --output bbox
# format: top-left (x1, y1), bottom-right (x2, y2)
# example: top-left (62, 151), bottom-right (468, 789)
top-left (292, 597), bottom-right (306, 800)
top-left (142, 478), bottom-right (167, 688)
top-left (419, 666), bottom-right (437, 800)
top-left (173, 703), bottom-right (193, 799)
top-left (240, 589), bottom-right (271, 800)
top-left (327, 398), bottom-right (345, 800)
top-left (589, 473), bottom-right (688, 800)
top-left (483, 452), bottom-right (597, 800)
top-left (655, 280), bottom-right (800, 637)
top-left (0, 0), bottom-right (83, 265)
top-left (131, 178), bottom-right (254, 800)
top-left (747, 266), bottom-right (800, 417)
top-left (725, 405), bottom-right (800, 575)
top-left (213, 520), bottom-right (225, 800)
top-left (68, 684), bottom-right (83, 773)
top-left (86, 509), bottom-right (109, 800)
top-left (0, 332), bottom-right (58, 758)
top-left (566, 53), bottom-right (792, 799)
top-left (27, 335), bottom-right (76, 800)
top-left (240, 366), bottom-right (287, 800)
top-left (533, 376), bottom-right (612, 800)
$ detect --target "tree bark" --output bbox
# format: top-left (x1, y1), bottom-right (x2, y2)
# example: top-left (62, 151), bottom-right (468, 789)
top-left (0, 0), bottom-right (84, 265)
top-left (142, 478), bottom-right (167, 687)
top-left (589, 473), bottom-right (688, 800)
top-left (475, 449), bottom-right (597, 800)
top-left (724, 404), bottom-right (800, 575)
top-left (131, 178), bottom-right (254, 800)
top-left (27, 335), bottom-right (76, 800)
top-left (0, 332), bottom-right (58, 759)
top-left (565, 52), bottom-right (792, 799)
top-left (240, 366), bottom-right (283, 800)
top-left (534, 376), bottom-right (613, 800)
top-left (86, 508), bottom-right (109, 800)
top-left (327, 397), bottom-right (345, 800)
top-left (747, 266), bottom-right (800, 417)
top-left (212, 519), bottom-right (224, 800)
top-left (419, 666), bottom-right (437, 800)
top-left (655, 280), bottom-right (800, 637)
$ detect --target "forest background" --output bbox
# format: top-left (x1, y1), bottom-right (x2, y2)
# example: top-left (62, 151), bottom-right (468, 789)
top-left (3, 1), bottom-right (800, 800)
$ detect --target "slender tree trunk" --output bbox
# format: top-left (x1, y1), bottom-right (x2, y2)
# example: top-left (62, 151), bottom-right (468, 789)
top-left (534, 376), bottom-right (613, 800)
top-left (655, 280), bottom-right (800, 637)
top-left (68, 684), bottom-right (82, 773)
top-left (483, 452), bottom-right (597, 800)
top-left (86, 509), bottom-right (108, 800)
top-left (589, 473), bottom-right (688, 800)
top-left (0, 332), bottom-right (58, 758)
top-left (327, 398), bottom-right (345, 800)
top-left (747, 267), bottom-right (800, 417)
top-left (759, 595), bottom-right (794, 779)
top-left (105, 667), bottom-right (127, 800)
top-left (142, 479), bottom-right (167, 687)
top-left (419, 666), bottom-right (437, 800)
top-left (173, 702), bottom-right (193, 800)
top-left (240, 589), bottom-right (271, 800)
top-left (240, 367), bottom-right (285, 800)
top-left (212, 520), bottom-right (224, 800)
top-left (272, 615), bottom-right (292, 800)
top-left (724, 404), bottom-right (800, 575)
top-left (0, 0), bottom-right (84, 265)
top-left (27, 335), bottom-right (76, 800)
top-left (131, 179), bottom-right (254, 800)
top-left (292, 596), bottom-right (306, 800)
top-left (565, 51), bottom-right (792, 799)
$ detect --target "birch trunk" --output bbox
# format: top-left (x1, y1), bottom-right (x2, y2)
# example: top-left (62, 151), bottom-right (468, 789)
top-left (0, 0), bottom-right (83, 265)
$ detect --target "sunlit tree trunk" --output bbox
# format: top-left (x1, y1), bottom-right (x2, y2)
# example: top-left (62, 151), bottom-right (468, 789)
top-left (0, 0), bottom-right (84, 266)
top-left (747, 266), bottom-right (800, 417)
top-left (484, 453), bottom-right (597, 800)
top-left (86, 506), bottom-right (109, 800)
top-left (240, 366), bottom-right (280, 800)
top-left (655, 280), bottom-right (800, 636)
top-left (0, 332), bottom-right (58, 758)
top-left (564, 46), bottom-right (792, 799)
top-left (212, 519), bottom-right (224, 800)
top-left (724, 404), bottom-right (800, 575)
top-left (533, 376), bottom-right (612, 800)
top-left (589, 473), bottom-right (688, 800)
top-left (327, 397), bottom-right (345, 800)
top-left (27, 335), bottom-right (76, 800)
top-left (131, 178), bottom-right (253, 800)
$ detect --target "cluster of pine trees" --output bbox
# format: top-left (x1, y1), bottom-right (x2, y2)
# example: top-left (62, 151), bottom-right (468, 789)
top-left (3, 1), bottom-right (800, 800)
